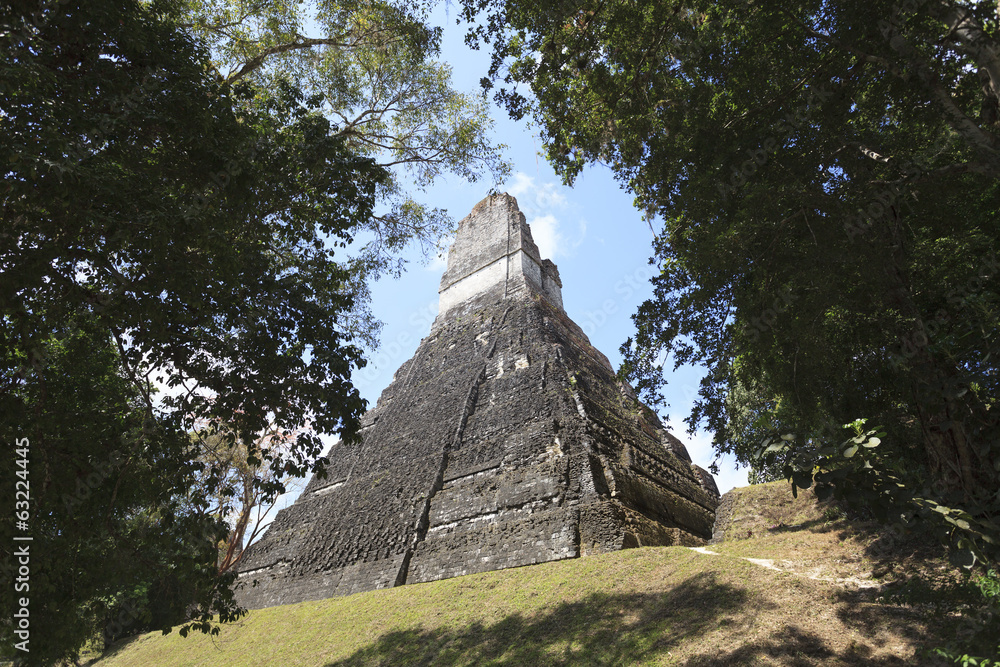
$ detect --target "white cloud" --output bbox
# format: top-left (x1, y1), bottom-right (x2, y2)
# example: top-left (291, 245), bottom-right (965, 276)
top-left (507, 171), bottom-right (533, 196)
top-left (530, 214), bottom-right (561, 260)
top-left (505, 171), bottom-right (584, 259)
top-left (507, 172), bottom-right (568, 215)
top-left (507, 171), bottom-right (566, 211)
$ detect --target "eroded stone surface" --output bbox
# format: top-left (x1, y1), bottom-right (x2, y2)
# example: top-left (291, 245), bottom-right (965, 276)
top-left (235, 193), bottom-right (720, 609)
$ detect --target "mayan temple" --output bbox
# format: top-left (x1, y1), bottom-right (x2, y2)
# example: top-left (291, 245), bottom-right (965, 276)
top-left (235, 193), bottom-right (721, 609)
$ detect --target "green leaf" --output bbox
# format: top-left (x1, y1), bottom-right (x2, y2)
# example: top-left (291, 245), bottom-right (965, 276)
top-left (949, 548), bottom-right (977, 569)
top-left (947, 517), bottom-right (971, 530)
top-left (792, 470), bottom-right (814, 490)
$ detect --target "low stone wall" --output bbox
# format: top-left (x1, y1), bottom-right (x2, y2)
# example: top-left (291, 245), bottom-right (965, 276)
top-left (709, 490), bottom-right (739, 544)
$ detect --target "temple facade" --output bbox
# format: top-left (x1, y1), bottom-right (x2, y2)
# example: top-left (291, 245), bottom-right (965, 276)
top-left (235, 193), bottom-right (720, 609)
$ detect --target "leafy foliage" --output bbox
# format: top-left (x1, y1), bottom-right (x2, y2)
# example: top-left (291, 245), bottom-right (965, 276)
top-left (1, 0), bottom-right (385, 661)
top-left (182, 0), bottom-right (511, 327)
top-left (194, 422), bottom-right (308, 574)
top-left (460, 0), bottom-right (1000, 563)
top-left (0, 318), bottom-right (235, 664)
top-left (927, 569), bottom-right (1000, 663)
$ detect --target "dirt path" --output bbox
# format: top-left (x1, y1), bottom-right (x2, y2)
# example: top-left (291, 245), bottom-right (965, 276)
top-left (687, 546), bottom-right (883, 589)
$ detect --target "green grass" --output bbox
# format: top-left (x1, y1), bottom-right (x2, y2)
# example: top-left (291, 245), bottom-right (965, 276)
top-left (93, 484), bottom-right (951, 666)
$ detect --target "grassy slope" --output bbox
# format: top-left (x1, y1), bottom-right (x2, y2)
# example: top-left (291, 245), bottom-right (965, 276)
top-left (94, 483), bottom-right (954, 666)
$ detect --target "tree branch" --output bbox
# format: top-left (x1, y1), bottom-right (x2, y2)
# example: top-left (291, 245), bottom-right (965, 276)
top-left (226, 36), bottom-right (352, 84)
top-left (933, 0), bottom-right (1000, 99)
top-left (224, 25), bottom-right (411, 84)
top-left (873, 15), bottom-right (1000, 165)
top-left (791, 17), bottom-right (903, 77)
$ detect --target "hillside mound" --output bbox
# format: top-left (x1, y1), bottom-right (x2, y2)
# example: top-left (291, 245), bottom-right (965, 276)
top-left (91, 482), bottom-right (960, 666)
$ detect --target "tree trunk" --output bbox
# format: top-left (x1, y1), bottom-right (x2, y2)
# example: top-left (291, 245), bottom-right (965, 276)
top-left (911, 353), bottom-right (997, 506)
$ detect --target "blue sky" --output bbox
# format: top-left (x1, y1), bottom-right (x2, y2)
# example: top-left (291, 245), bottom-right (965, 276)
top-left (346, 5), bottom-right (750, 494)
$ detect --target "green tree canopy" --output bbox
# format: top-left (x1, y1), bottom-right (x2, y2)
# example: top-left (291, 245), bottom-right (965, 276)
top-left (461, 0), bottom-right (1000, 561)
top-left (181, 0), bottom-right (511, 338)
top-left (1, 0), bottom-right (386, 661)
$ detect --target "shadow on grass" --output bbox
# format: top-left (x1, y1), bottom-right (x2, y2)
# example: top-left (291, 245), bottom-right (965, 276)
top-left (765, 517), bottom-right (837, 535)
top-left (685, 624), bottom-right (919, 666)
top-left (326, 571), bottom-right (741, 666)
top-left (85, 634), bottom-right (146, 666)
top-left (324, 571), bottom-right (916, 666)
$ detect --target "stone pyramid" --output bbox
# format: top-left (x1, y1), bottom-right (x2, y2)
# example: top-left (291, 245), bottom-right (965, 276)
top-left (236, 193), bottom-right (720, 609)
